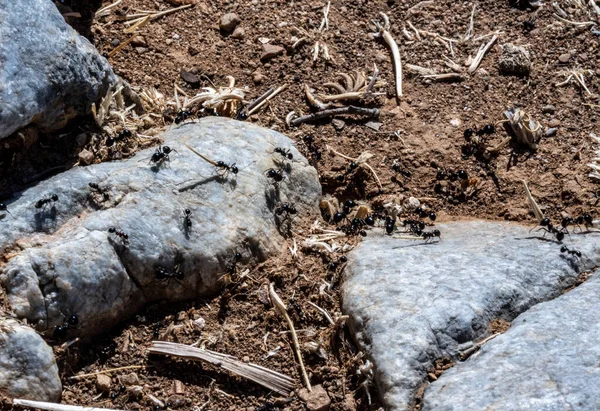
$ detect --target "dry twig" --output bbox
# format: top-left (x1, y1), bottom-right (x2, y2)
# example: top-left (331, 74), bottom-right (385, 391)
top-left (522, 180), bottom-right (544, 223)
top-left (468, 35), bottom-right (497, 74)
top-left (373, 13), bottom-right (403, 99)
top-left (289, 106), bottom-right (379, 127)
top-left (12, 400), bottom-right (124, 411)
top-left (149, 341), bottom-right (294, 395)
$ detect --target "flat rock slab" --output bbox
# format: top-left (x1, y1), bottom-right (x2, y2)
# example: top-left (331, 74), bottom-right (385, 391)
top-left (423, 270), bottom-right (600, 411)
top-left (0, 0), bottom-right (116, 138)
top-left (0, 317), bottom-right (61, 401)
top-left (0, 117), bottom-right (320, 338)
top-left (342, 221), bottom-right (600, 410)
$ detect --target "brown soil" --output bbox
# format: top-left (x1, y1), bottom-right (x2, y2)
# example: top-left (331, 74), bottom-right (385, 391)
top-left (3, 0), bottom-right (600, 410)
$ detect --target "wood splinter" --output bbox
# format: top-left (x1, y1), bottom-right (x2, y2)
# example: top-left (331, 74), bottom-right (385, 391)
top-left (289, 105), bottom-right (379, 127)
top-left (373, 12), bottom-right (403, 99)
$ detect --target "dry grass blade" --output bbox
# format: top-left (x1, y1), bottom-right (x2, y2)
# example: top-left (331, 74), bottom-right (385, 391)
top-left (12, 399), bottom-right (125, 411)
top-left (149, 341), bottom-right (295, 396)
top-left (268, 283), bottom-right (312, 391)
top-left (468, 35), bottom-right (497, 74)
top-left (373, 13), bottom-right (402, 98)
top-left (504, 107), bottom-right (542, 150)
top-left (522, 180), bottom-right (544, 223)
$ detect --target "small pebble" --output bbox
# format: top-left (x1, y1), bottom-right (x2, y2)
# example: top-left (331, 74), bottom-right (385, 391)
top-left (332, 119), bottom-right (345, 131)
top-left (96, 374), bottom-right (111, 392)
top-left (231, 26), bottom-right (245, 39)
top-left (261, 44), bottom-right (285, 61)
top-left (558, 53), bottom-right (571, 63)
top-left (548, 118), bottom-right (561, 128)
top-left (545, 128), bottom-right (558, 137)
top-left (220, 13), bottom-right (240, 33)
top-left (78, 149), bottom-right (94, 165)
top-left (542, 105), bottom-right (556, 114)
top-left (252, 71), bottom-right (265, 84)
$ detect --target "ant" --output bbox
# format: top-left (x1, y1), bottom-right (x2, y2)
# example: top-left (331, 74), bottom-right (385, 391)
top-left (403, 219), bottom-right (425, 236)
top-left (53, 314), bottom-right (79, 339)
top-left (152, 321), bottom-right (162, 339)
top-left (523, 19), bottom-right (535, 32)
top-left (437, 169), bottom-right (468, 181)
top-left (174, 109), bottom-right (193, 124)
top-left (275, 202), bottom-right (297, 216)
top-left (89, 182), bottom-right (109, 201)
top-left (341, 199), bottom-right (356, 215)
top-left (560, 246), bottom-right (581, 258)
top-left (534, 218), bottom-right (565, 241)
top-left (274, 147), bottom-right (293, 160)
top-left (391, 161), bottom-right (411, 178)
top-left (226, 252), bottom-right (242, 274)
top-left (216, 161), bottom-right (238, 175)
top-left (156, 265), bottom-right (184, 282)
top-left (385, 216), bottom-right (396, 235)
top-left (422, 229), bottom-right (441, 243)
top-left (414, 207), bottom-right (437, 221)
top-left (0, 202), bottom-right (13, 217)
top-left (476, 124), bottom-right (495, 136)
top-left (108, 227), bottom-right (129, 245)
top-left (35, 194), bottom-right (59, 209)
top-left (182, 209), bottom-right (192, 229)
top-left (575, 213), bottom-right (594, 230)
top-left (117, 129), bottom-right (132, 139)
top-left (266, 168), bottom-right (285, 184)
top-left (150, 145), bottom-right (177, 165)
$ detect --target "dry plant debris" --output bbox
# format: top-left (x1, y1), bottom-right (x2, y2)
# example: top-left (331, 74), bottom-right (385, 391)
top-left (503, 107), bottom-right (543, 151)
top-left (372, 12), bottom-right (403, 99)
top-left (13, 399), bottom-right (124, 411)
top-left (176, 75), bottom-right (248, 117)
top-left (148, 341), bottom-right (295, 396)
top-left (588, 133), bottom-right (600, 181)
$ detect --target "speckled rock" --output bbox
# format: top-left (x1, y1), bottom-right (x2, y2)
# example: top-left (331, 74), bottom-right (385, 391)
top-left (342, 221), bottom-right (600, 410)
top-left (424, 271), bottom-right (600, 411)
top-left (0, 117), bottom-right (321, 338)
top-left (0, 0), bottom-right (116, 139)
top-left (498, 43), bottom-right (531, 76)
top-left (0, 317), bottom-right (61, 401)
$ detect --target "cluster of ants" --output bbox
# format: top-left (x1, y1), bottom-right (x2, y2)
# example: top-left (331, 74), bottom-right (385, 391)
top-left (461, 124), bottom-right (497, 159)
top-left (532, 214), bottom-right (594, 242)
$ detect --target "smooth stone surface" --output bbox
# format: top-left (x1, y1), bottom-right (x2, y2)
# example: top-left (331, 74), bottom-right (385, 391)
top-left (0, 0), bottom-right (116, 139)
top-left (0, 317), bottom-right (61, 401)
top-left (342, 221), bottom-right (600, 410)
top-left (0, 117), bottom-right (320, 337)
top-left (424, 271), bottom-right (600, 411)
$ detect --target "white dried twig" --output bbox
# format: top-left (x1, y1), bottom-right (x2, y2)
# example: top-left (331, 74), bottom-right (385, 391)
top-left (468, 35), bottom-right (497, 74)
top-left (522, 180), bottom-right (544, 223)
top-left (373, 13), bottom-right (403, 99)
top-left (12, 400), bottom-right (124, 411)
top-left (148, 341), bottom-right (294, 395)
top-left (269, 283), bottom-right (312, 391)
top-left (588, 133), bottom-right (600, 181)
top-left (464, 4), bottom-right (476, 41)
top-left (307, 301), bottom-right (335, 325)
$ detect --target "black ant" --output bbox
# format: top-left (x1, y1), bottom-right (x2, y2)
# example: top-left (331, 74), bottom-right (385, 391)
top-left (575, 213), bottom-right (594, 230)
top-left (391, 161), bottom-right (411, 178)
top-left (117, 129), bottom-right (132, 139)
top-left (150, 145), bottom-right (177, 165)
top-left (108, 227), bottom-right (129, 245)
top-left (475, 124), bottom-right (495, 136)
top-left (266, 168), bottom-right (285, 184)
top-left (174, 109), bottom-right (193, 124)
top-left (534, 218), bottom-right (565, 241)
top-left (437, 169), bottom-right (468, 181)
top-left (274, 147), bottom-right (293, 160)
top-left (403, 219), bottom-right (425, 236)
top-left (156, 265), bottom-right (184, 282)
top-left (342, 199), bottom-right (356, 215)
top-left (216, 161), bottom-right (238, 175)
top-left (89, 182), bottom-right (110, 201)
top-left (226, 252), bottom-right (242, 274)
top-left (338, 217), bottom-right (367, 237)
top-left (35, 194), bottom-right (59, 209)
top-left (333, 210), bottom-right (347, 223)
top-left (152, 321), bottom-right (162, 339)
top-left (0, 202), bottom-right (13, 217)
top-left (106, 136), bottom-right (115, 147)
top-left (560, 246), bottom-right (581, 258)
top-left (275, 203), bottom-right (297, 216)
top-left (422, 229), bottom-right (441, 243)
top-left (182, 209), bottom-right (192, 229)
top-left (385, 216), bottom-right (396, 235)
top-left (523, 19), bottom-right (535, 32)
top-left (53, 314), bottom-right (79, 339)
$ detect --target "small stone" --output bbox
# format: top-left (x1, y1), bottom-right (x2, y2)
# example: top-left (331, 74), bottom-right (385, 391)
top-left (261, 44), bottom-right (285, 61)
top-left (542, 105), bottom-right (556, 114)
top-left (558, 53), bottom-right (571, 63)
top-left (120, 372), bottom-right (140, 386)
top-left (171, 380), bottom-right (185, 395)
top-left (298, 384), bottom-right (331, 411)
top-left (450, 119), bottom-right (461, 127)
top-left (332, 119), bottom-right (345, 131)
top-left (172, 33), bottom-right (180, 40)
top-left (375, 51), bottom-right (387, 63)
top-left (165, 39), bottom-right (173, 45)
top-left (96, 374), bottom-right (111, 392)
top-left (548, 118), bottom-right (561, 128)
top-left (405, 196), bottom-right (420, 210)
top-left (126, 385), bottom-right (143, 399)
top-left (131, 36), bottom-right (147, 47)
top-left (252, 71), bottom-right (265, 84)
top-left (545, 128), bottom-right (558, 137)
top-left (242, 356), bottom-right (250, 363)
top-left (220, 13), bottom-right (240, 33)
top-left (110, 39), bottom-right (120, 47)
top-left (231, 26), bottom-right (245, 39)
top-left (135, 47), bottom-right (146, 54)
top-left (188, 45), bottom-right (198, 56)
top-left (78, 149), bottom-right (94, 165)
top-left (192, 317), bottom-right (206, 330)
top-left (180, 69), bottom-right (200, 85)
top-left (498, 43), bottom-right (531, 76)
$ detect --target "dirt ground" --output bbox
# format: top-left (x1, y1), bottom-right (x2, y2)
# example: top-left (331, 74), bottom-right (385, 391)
top-left (3, 0), bottom-right (600, 410)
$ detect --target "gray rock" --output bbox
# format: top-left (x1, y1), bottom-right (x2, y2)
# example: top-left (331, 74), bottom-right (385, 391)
top-left (542, 104), bottom-right (556, 114)
top-left (342, 221), bottom-right (600, 409)
top-left (220, 13), bottom-right (240, 33)
top-left (0, 117), bottom-right (320, 337)
top-left (423, 271), bottom-right (600, 411)
top-left (0, 0), bottom-right (117, 139)
top-left (0, 317), bottom-right (61, 401)
top-left (499, 44), bottom-right (531, 76)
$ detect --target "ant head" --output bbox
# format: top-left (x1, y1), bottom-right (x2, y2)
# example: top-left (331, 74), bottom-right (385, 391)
top-left (0, 203), bottom-right (6, 211)
top-left (234, 252), bottom-right (242, 261)
top-left (555, 232), bottom-right (565, 241)
top-left (583, 213), bottom-right (593, 224)
top-left (560, 246), bottom-right (567, 253)
top-left (108, 227), bottom-right (116, 233)
top-left (540, 218), bottom-right (551, 227)
top-left (68, 315), bottom-right (79, 326)
top-left (51, 194), bottom-right (59, 202)
top-left (184, 208), bottom-right (191, 215)
top-left (231, 165), bottom-right (239, 174)
top-left (433, 229), bottom-right (441, 237)
top-left (429, 212), bottom-right (437, 221)
top-left (163, 146), bottom-right (172, 154)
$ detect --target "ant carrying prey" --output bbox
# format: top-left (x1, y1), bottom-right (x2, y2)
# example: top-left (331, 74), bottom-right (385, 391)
top-left (89, 182), bottom-right (110, 201)
top-left (185, 143), bottom-right (238, 176)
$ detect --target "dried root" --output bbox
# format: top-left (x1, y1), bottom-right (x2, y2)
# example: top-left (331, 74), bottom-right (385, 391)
top-left (372, 12), bottom-right (403, 99)
top-left (588, 133), bottom-right (600, 181)
top-left (182, 76), bottom-right (248, 117)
